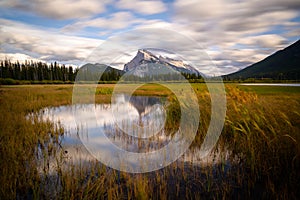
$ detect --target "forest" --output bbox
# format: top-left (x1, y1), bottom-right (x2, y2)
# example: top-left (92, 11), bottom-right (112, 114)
top-left (0, 60), bottom-right (123, 84)
top-left (0, 60), bottom-right (203, 84)
top-left (0, 60), bottom-right (77, 82)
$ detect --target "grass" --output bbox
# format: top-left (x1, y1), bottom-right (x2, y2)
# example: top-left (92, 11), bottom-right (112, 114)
top-left (0, 83), bottom-right (299, 199)
top-left (237, 84), bottom-right (300, 95)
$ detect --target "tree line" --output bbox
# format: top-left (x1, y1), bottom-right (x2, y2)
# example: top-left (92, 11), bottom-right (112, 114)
top-left (0, 60), bottom-right (125, 84)
top-left (0, 60), bottom-right (203, 84)
top-left (0, 60), bottom-right (77, 82)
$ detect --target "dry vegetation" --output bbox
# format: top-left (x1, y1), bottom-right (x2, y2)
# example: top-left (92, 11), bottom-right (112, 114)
top-left (0, 84), bottom-right (299, 199)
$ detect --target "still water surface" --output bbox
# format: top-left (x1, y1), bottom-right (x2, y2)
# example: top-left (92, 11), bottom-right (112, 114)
top-left (37, 94), bottom-right (229, 171)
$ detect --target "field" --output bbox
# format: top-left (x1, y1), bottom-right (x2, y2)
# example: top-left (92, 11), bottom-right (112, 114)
top-left (0, 83), bottom-right (299, 199)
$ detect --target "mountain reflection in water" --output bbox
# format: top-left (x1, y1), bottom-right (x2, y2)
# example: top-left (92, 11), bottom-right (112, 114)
top-left (37, 94), bottom-right (229, 170)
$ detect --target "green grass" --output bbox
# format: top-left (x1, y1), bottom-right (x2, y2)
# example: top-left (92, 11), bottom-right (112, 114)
top-left (237, 84), bottom-right (300, 95)
top-left (0, 83), bottom-right (299, 199)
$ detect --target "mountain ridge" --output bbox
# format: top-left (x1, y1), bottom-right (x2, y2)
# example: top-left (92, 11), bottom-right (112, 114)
top-left (124, 49), bottom-right (201, 76)
top-left (224, 39), bottom-right (300, 80)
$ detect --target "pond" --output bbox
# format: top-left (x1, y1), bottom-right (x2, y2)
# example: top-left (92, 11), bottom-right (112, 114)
top-left (36, 94), bottom-right (229, 173)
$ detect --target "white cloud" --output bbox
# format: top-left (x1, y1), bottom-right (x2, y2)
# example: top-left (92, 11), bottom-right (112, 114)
top-left (171, 0), bottom-right (300, 74)
top-left (80, 27), bottom-right (224, 75)
top-left (0, 0), bottom-right (112, 19)
top-left (173, 0), bottom-right (300, 40)
top-left (116, 0), bottom-right (167, 15)
top-left (174, 0), bottom-right (300, 21)
top-left (174, 0), bottom-right (300, 36)
top-left (1, 16), bottom-right (297, 75)
top-left (0, 19), bottom-right (103, 65)
top-left (0, 53), bottom-right (43, 63)
top-left (237, 34), bottom-right (287, 49)
top-left (131, 19), bottom-right (288, 75)
top-left (221, 10), bottom-right (299, 36)
top-left (0, 0), bottom-right (299, 75)
top-left (62, 12), bottom-right (143, 32)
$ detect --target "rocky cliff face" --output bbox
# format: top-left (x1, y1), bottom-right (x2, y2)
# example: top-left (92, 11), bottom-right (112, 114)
top-left (124, 49), bottom-right (159, 72)
top-left (124, 49), bottom-right (201, 76)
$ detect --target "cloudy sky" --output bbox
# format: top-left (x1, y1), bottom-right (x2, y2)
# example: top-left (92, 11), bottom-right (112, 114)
top-left (0, 0), bottom-right (299, 75)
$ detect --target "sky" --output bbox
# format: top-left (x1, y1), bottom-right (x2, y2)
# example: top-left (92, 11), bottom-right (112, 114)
top-left (0, 0), bottom-right (299, 75)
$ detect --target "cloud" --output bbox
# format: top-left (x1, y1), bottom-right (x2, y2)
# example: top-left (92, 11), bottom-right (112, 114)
top-left (0, 53), bottom-right (43, 63)
top-left (62, 12), bottom-right (143, 33)
top-left (237, 34), bottom-right (287, 49)
top-left (173, 0), bottom-right (300, 36)
top-left (221, 10), bottom-right (299, 35)
top-left (130, 19), bottom-right (290, 75)
top-left (171, 0), bottom-right (300, 74)
top-left (1, 20), bottom-right (297, 76)
top-left (0, 19), bottom-right (103, 65)
top-left (0, 0), bottom-right (299, 75)
top-left (0, 0), bottom-right (112, 19)
top-left (80, 27), bottom-right (226, 75)
top-left (285, 27), bottom-right (300, 37)
top-left (116, 0), bottom-right (167, 15)
top-left (173, 0), bottom-right (300, 42)
top-left (174, 0), bottom-right (300, 21)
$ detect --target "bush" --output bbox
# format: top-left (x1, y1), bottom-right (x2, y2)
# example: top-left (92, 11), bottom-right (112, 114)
top-left (0, 78), bottom-right (18, 85)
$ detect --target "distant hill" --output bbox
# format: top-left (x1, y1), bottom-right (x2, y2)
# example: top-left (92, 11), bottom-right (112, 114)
top-left (81, 63), bottom-right (124, 73)
top-left (224, 40), bottom-right (300, 80)
top-left (79, 63), bottom-right (124, 81)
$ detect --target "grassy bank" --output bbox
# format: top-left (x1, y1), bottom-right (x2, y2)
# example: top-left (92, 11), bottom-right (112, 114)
top-left (0, 84), bottom-right (299, 199)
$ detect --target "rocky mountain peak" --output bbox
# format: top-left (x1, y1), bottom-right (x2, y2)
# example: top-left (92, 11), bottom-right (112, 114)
top-left (124, 49), bottom-right (201, 76)
top-left (124, 49), bottom-right (159, 72)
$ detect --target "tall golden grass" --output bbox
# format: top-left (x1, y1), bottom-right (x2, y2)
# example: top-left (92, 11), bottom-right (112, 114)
top-left (0, 84), bottom-right (299, 199)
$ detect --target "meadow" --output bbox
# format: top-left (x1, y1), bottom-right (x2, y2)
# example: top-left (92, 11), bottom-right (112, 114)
top-left (0, 83), bottom-right (299, 199)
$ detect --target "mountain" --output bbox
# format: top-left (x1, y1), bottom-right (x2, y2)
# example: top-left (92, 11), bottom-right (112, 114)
top-left (124, 49), bottom-right (201, 76)
top-left (81, 63), bottom-right (123, 74)
top-left (224, 40), bottom-right (300, 80)
top-left (79, 63), bottom-right (124, 81)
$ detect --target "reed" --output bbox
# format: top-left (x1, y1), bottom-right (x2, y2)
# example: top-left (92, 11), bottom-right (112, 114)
top-left (0, 84), bottom-right (299, 199)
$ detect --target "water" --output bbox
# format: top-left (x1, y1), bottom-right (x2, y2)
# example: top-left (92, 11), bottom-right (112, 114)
top-left (36, 94), bottom-right (229, 172)
top-left (240, 83), bottom-right (300, 87)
